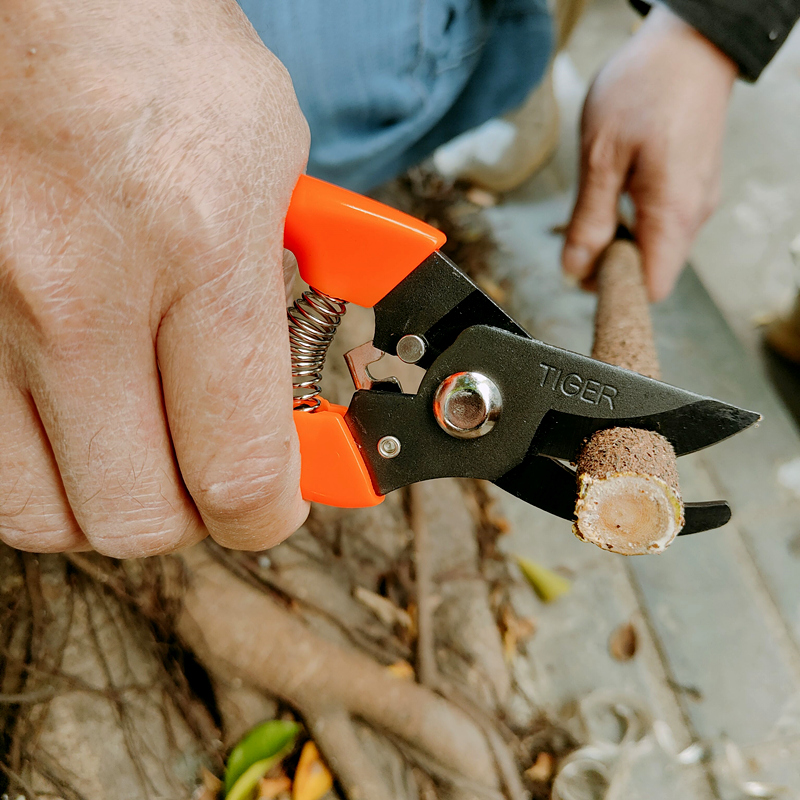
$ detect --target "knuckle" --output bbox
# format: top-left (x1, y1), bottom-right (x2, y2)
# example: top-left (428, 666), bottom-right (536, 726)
top-left (566, 209), bottom-right (614, 253)
top-left (89, 515), bottom-right (204, 558)
top-left (192, 467), bottom-right (292, 525)
top-left (583, 131), bottom-right (620, 176)
top-left (567, 218), bottom-right (611, 251)
top-left (0, 512), bottom-right (80, 553)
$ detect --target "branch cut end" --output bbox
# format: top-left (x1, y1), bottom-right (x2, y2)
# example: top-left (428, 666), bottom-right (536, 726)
top-left (573, 428), bottom-right (684, 556)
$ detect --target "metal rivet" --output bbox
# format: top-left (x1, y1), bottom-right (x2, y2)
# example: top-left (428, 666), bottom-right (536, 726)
top-left (433, 372), bottom-right (502, 439)
top-left (377, 435), bottom-right (402, 458)
top-left (396, 334), bottom-right (427, 364)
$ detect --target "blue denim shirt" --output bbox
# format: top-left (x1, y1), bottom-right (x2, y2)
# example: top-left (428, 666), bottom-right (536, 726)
top-left (238, 0), bottom-right (553, 191)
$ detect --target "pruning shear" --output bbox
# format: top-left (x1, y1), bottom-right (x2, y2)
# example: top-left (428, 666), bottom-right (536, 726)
top-left (285, 176), bottom-right (759, 535)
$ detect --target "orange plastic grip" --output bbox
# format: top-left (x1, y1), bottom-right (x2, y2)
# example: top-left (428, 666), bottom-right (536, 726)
top-left (286, 176), bottom-right (446, 508)
top-left (284, 174), bottom-right (446, 308)
top-left (293, 400), bottom-right (383, 508)
top-left (286, 176), bottom-right (446, 507)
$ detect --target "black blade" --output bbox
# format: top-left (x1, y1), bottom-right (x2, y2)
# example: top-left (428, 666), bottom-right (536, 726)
top-left (493, 455), bottom-right (734, 535)
top-left (422, 325), bottom-right (761, 461)
top-left (531, 399), bottom-right (761, 460)
top-left (347, 326), bottom-right (760, 497)
top-left (494, 456), bottom-right (577, 521)
top-left (680, 501), bottom-right (732, 535)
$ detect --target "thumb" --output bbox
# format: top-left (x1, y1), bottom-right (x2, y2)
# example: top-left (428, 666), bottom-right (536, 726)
top-left (563, 140), bottom-right (627, 281)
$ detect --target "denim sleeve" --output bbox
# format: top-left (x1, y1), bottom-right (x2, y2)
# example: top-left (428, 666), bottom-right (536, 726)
top-left (237, 0), bottom-right (553, 190)
top-left (632, 0), bottom-right (800, 80)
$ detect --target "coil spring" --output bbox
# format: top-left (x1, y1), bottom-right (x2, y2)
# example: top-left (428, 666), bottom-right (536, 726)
top-left (288, 287), bottom-right (348, 411)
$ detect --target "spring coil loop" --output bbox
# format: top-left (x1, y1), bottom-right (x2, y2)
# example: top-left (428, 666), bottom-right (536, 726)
top-left (287, 287), bottom-right (348, 411)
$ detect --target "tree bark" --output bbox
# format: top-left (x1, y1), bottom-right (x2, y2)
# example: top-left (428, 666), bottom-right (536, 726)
top-left (573, 238), bottom-right (684, 555)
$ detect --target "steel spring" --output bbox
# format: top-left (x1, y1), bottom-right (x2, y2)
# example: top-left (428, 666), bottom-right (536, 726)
top-left (287, 287), bottom-right (348, 411)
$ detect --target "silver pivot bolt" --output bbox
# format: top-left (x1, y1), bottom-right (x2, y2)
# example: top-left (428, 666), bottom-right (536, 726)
top-left (433, 372), bottom-right (502, 439)
top-left (396, 334), bottom-right (427, 364)
top-left (377, 435), bottom-right (402, 459)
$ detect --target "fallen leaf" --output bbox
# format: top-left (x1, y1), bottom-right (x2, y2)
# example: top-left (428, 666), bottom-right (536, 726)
top-left (353, 586), bottom-right (413, 630)
top-left (465, 187), bottom-right (498, 208)
top-left (224, 720), bottom-right (299, 794)
top-left (386, 660), bottom-right (416, 681)
top-left (525, 751), bottom-right (554, 782)
top-left (258, 775), bottom-right (292, 799)
top-left (192, 767), bottom-right (223, 800)
top-left (228, 759), bottom-right (283, 800)
top-left (292, 742), bottom-right (333, 800)
top-left (514, 555), bottom-right (571, 603)
top-left (501, 605), bottom-right (536, 660)
top-left (609, 621), bottom-right (638, 661)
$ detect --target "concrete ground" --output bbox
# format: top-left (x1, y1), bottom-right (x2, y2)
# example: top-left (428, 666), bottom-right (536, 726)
top-left (474, 1), bottom-right (800, 796)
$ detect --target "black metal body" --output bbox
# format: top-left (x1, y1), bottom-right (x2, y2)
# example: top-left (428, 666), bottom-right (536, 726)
top-left (346, 252), bottom-right (759, 534)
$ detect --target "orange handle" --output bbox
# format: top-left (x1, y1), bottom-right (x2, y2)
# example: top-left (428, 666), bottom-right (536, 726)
top-left (286, 176), bottom-right (446, 508)
top-left (293, 401), bottom-right (383, 508)
top-left (285, 175), bottom-right (446, 308)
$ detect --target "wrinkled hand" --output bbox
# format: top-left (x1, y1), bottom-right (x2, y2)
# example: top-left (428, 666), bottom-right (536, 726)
top-left (0, 0), bottom-right (310, 556)
top-left (563, 6), bottom-right (738, 300)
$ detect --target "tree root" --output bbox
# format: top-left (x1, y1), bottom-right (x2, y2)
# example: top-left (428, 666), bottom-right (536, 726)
top-left (177, 544), bottom-right (504, 799)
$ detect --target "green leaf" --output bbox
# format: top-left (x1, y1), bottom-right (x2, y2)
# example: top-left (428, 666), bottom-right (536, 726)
top-left (514, 555), bottom-right (571, 603)
top-left (225, 757), bottom-right (279, 800)
top-left (224, 719), bottom-right (299, 794)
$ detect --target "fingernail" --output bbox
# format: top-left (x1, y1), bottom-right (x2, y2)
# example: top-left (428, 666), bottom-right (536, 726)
top-left (563, 245), bottom-right (592, 276)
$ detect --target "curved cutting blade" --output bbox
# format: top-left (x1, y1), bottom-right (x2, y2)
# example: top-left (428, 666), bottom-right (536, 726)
top-left (493, 454), bottom-right (733, 535)
top-left (531, 399), bottom-right (761, 460)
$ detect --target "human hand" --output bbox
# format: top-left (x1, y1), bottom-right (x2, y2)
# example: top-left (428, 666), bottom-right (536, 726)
top-left (562, 6), bottom-right (738, 301)
top-left (0, 0), bottom-right (310, 556)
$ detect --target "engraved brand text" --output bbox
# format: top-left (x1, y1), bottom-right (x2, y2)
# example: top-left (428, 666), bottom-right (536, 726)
top-left (538, 363), bottom-right (617, 409)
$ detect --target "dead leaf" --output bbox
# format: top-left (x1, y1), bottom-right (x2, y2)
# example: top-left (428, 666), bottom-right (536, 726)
top-left (525, 751), bottom-right (554, 782)
top-left (292, 741), bottom-right (333, 800)
top-left (465, 187), bottom-right (498, 208)
top-left (501, 605), bottom-right (536, 660)
top-left (353, 586), bottom-right (413, 630)
top-left (386, 660), bottom-right (416, 681)
top-left (258, 775), bottom-right (292, 799)
top-left (192, 768), bottom-right (222, 800)
top-left (609, 621), bottom-right (638, 661)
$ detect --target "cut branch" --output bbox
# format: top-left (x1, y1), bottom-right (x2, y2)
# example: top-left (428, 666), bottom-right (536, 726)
top-left (574, 237), bottom-right (684, 555)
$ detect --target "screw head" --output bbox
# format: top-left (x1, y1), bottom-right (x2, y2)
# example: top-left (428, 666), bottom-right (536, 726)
top-left (377, 435), bottom-right (402, 459)
top-left (433, 372), bottom-right (502, 439)
top-left (396, 334), bottom-right (427, 364)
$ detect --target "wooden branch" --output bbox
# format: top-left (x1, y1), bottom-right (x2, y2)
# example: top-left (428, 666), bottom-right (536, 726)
top-left (573, 237), bottom-right (684, 555)
top-left (408, 484), bottom-right (437, 689)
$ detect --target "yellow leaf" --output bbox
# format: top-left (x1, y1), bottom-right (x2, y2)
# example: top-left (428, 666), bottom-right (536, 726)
top-left (525, 751), bottom-right (555, 782)
top-left (500, 605), bottom-right (536, 661)
top-left (292, 742), bottom-right (333, 800)
top-left (386, 660), bottom-right (415, 681)
top-left (514, 555), bottom-right (571, 603)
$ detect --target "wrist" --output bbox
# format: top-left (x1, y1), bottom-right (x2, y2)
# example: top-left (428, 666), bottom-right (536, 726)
top-left (641, 4), bottom-right (739, 85)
